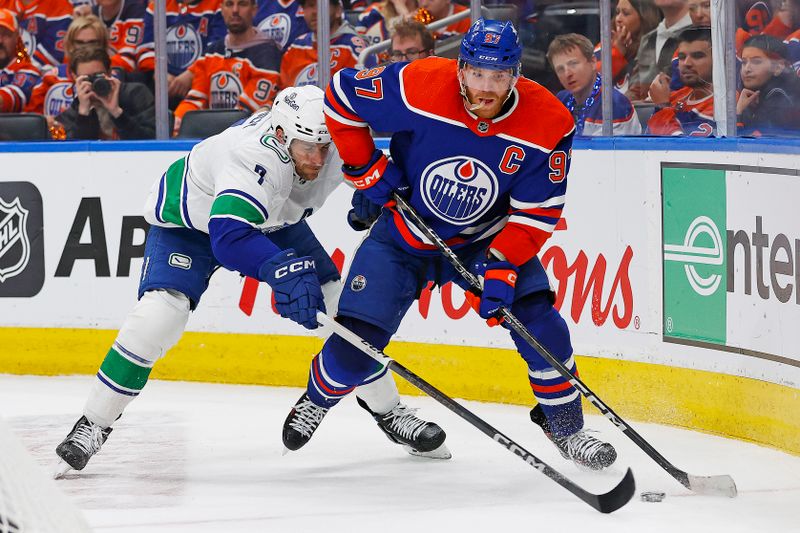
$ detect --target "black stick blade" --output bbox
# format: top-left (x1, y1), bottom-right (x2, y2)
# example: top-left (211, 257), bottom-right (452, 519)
top-left (593, 468), bottom-right (637, 514)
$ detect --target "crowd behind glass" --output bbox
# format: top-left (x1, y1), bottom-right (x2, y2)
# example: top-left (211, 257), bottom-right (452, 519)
top-left (0, 0), bottom-right (798, 140)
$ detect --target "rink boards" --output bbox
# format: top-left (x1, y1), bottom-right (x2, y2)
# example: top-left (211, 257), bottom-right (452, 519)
top-left (0, 137), bottom-right (798, 455)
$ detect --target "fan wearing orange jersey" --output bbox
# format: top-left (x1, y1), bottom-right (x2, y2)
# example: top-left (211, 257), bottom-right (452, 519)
top-left (279, 0), bottom-right (372, 88)
top-left (0, 7), bottom-right (40, 113)
top-left (647, 27), bottom-right (717, 136)
top-left (174, 0), bottom-right (281, 135)
top-left (92, 0), bottom-right (146, 73)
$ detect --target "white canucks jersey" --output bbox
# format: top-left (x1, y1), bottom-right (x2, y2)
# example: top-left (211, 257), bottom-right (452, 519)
top-left (144, 110), bottom-right (343, 234)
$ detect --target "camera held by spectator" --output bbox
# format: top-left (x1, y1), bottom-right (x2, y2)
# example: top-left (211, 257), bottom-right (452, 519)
top-left (57, 45), bottom-right (155, 140)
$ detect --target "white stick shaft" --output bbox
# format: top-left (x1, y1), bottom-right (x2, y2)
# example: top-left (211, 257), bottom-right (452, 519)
top-left (316, 313), bottom-right (393, 368)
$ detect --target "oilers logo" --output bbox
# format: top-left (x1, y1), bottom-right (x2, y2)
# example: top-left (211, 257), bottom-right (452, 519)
top-left (166, 24), bottom-right (202, 71)
top-left (420, 157), bottom-right (499, 225)
top-left (20, 29), bottom-right (36, 59)
top-left (209, 72), bottom-right (243, 109)
top-left (44, 82), bottom-right (74, 116)
top-left (293, 63), bottom-right (318, 87)
top-left (258, 14), bottom-right (292, 49)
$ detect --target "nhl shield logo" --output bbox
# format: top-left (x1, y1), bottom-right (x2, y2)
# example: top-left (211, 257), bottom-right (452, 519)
top-left (420, 156), bottom-right (499, 225)
top-left (0, 197), bottom-right (31, 283)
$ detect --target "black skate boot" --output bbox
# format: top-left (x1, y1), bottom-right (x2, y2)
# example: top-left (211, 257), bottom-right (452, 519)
top-left (530, 404), bottom-right (616, 470)
top-left (55, 416), bottom-right (113, 475)
top-left (357, 397), bottom-right (451, 459)
top-left (283, 393), bottom-right (330, 452)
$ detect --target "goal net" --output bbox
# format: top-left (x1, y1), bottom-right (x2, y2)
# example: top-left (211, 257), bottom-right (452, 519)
top-left (0, 416), bottom-right (91, 533)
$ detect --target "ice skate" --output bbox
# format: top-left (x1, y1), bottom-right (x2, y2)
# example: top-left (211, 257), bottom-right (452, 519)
top-left (357, 397), bottom-right (451, 459)
top-left (530, 404), bottom-right (616, 470)
top-left (283, 393), bottom-right (330, 452)
top-left (55, 416), bottom-right (113, 476)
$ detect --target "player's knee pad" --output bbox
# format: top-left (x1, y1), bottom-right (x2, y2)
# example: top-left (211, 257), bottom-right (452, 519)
top-left (115, 289), bottom-right (191, 364)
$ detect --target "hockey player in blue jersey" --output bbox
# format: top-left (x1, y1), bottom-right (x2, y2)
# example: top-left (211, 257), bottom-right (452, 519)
top-left (283, 18), bottom-right (618, 471)
top-left (54, 85), bottom-right (447, 477)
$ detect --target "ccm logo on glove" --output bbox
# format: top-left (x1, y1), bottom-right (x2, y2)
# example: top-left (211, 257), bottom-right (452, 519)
top-left (274, 259), bottom-right (316, 278)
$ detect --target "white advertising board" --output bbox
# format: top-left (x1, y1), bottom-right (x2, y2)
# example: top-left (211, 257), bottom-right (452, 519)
top-left (1, 145), bottom-right (798, 388)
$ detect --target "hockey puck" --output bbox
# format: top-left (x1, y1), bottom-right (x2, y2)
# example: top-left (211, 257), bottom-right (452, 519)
top-left (640, 491), bottom-right (666, 502)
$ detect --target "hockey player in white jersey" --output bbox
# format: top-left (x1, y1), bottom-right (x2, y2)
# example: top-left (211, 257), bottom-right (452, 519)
top-left (55, 85), bottom-right (448, 477)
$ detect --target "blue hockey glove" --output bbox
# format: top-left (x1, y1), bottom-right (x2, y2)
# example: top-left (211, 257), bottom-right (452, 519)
top-left (259, 248), bottom-right (326, 329)
top-left (346, 189), bottom-right (382, 231)
top-left (343, 149), bottom-right (409, 206)
top-left (465, 259), bottom-right (518, 327)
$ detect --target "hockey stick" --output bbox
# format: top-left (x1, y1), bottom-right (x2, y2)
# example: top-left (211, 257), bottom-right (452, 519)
top-left (392, 194), bottom-right (737, 498)
top-left (316, 313), bottom-right (635, 513)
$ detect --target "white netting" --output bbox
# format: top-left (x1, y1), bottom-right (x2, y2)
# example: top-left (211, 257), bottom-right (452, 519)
top-left (0, 417), bottom-right (91, 533)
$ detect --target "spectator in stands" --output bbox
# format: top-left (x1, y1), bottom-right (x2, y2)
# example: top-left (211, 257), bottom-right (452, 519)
top-left (280, 0), bottom-right (374, 87)
top-left (630, 0), bottom-right (692, 100)
top-left (415, 0), bottom-right (470, 40)
top-left (356, 0), bottom-right (417, 46)
top-left (13, 0), bottom-right (72, 69)
top-left (687, 0), bottom-right (710, 25)
top-left (58, 45), bottom-right (154, 139)
top-left (549, 33), bottom-right (641, 136)
top-left (647, 27), bottom-right (716, 136)
top-left (649, 0), bottom-right (712, 108)
top-left (738, 34), bottom-right (800, 135)
top-left (388, 19), bottom-right (434, 62)
top-left (174, 0), bottom-right (282, 135)
top-left (254, 0), bottom-right (308, 50)
top-left (0, 8), bottom-right (40, 113)
top-left (26, 15), bottom-right (113, 135)
top-left (595, 0), bottom-right (662, 96)
top-left (91, 0), bottom-right (147, 74)
top-left (136, 0), bottom-right (226, 103)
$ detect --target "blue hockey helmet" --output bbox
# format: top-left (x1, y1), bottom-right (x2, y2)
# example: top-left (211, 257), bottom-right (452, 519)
top-left (459, 18), bottom-right (522, 77)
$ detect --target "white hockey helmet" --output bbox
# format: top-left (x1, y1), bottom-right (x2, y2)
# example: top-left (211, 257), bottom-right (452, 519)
top-left (270, 85), bottom-right (331, 148)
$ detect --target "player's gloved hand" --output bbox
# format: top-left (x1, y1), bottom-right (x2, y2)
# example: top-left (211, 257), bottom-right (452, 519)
top-left (346, 189), bottom-right (382, 231)
top-left (342, 149), bottom-right (410, 206)
top-left (465, 259), bottom-right (518, 327)
top-left (259, 248), bottom-right (326, 329)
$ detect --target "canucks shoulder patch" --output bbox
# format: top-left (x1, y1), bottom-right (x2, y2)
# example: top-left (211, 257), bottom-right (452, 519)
top-left (260, 134), bottom-right (291, 164)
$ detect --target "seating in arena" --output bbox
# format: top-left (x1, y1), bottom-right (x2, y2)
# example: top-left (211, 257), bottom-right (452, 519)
top-left (0, 113), bottom-right (49, 141)
top-left (175, 109), bottom-right (251, 139)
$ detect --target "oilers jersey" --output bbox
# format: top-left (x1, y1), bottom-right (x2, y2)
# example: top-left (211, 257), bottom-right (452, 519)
top-left (17, 0), bottom-right (72, 68)
top-left (355, 5), bottom-right (390, 46)
top-left (174, 36), bottom-right (282, 125)
top-left (136, 0), bottom-right (226, 75)
top-left (280, 23), bottom-right (373, 88)
top-left (646, 87), bottom-right (716, 136)
top-left (785, 29), bottom-right (800, 74)
top-left (144, 110), bottom-right (344, 236)
top-left (556, 87), bottom-right (641, 136)
top-left (24, 61), bottom-right (71, 116)
top-left (254, 0), bottom-right (308, 51)
top-left (94, 0), bottom-right (146, 72)
top-left (0, 51), bottom-right (40, 112)
top-left (324, 57), bottom-right (575, 268)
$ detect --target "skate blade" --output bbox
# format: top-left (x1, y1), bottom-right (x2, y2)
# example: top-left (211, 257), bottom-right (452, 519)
top-left (53, 460), bottom-right (72, 479)
top-left (282, 447), bottom-right (290, 456)
top-left (404, 443), bottom-right (452, 460)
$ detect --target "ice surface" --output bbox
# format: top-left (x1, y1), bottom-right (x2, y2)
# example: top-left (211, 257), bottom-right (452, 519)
top-left (1, 375), bottom-right (798, 532)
